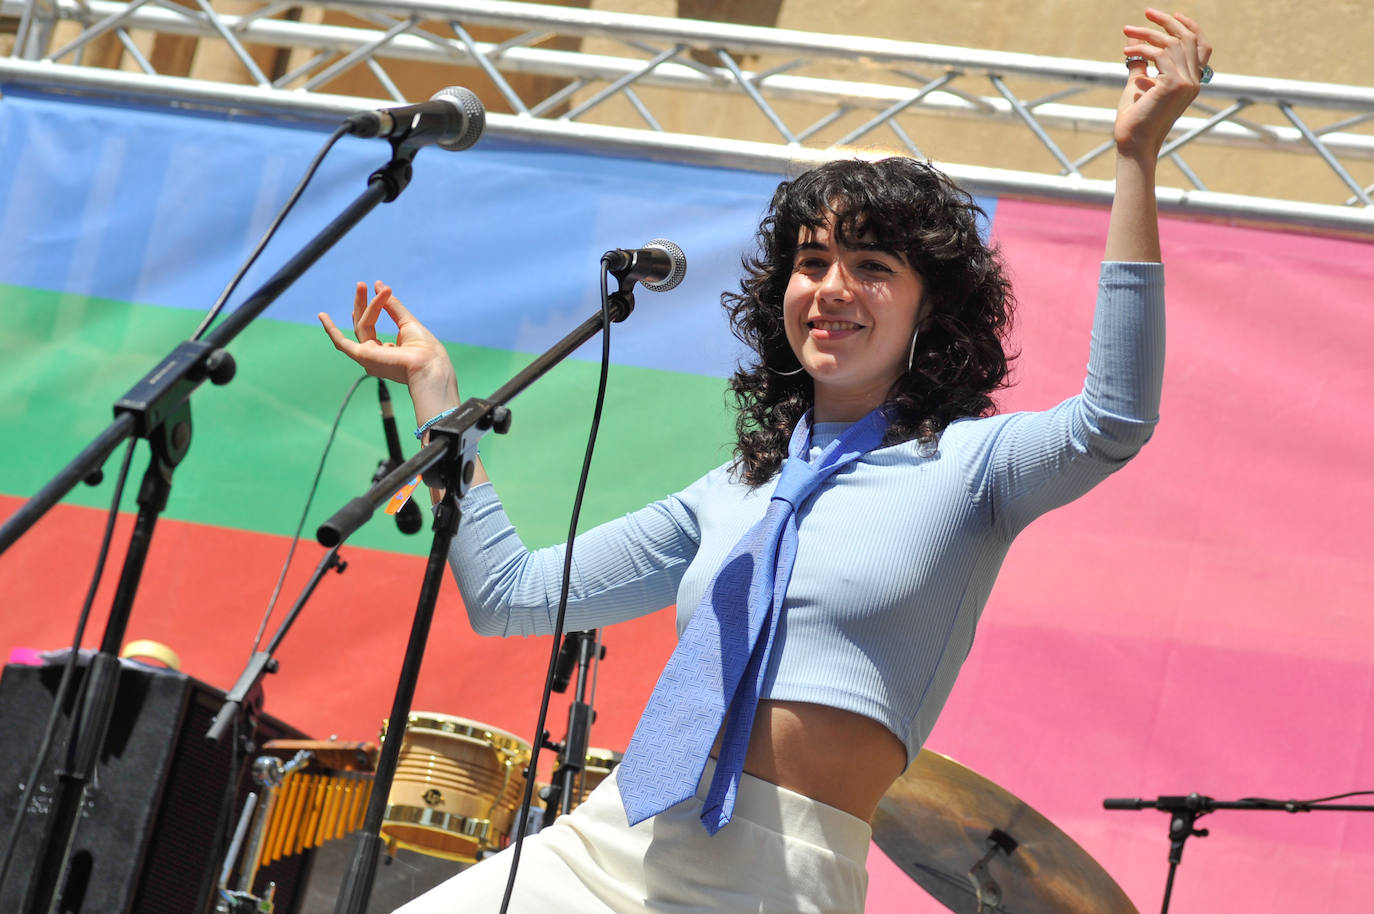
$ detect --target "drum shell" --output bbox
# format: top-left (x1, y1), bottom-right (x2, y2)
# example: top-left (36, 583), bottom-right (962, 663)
top-left (380, 714), bottom-right (531, 863)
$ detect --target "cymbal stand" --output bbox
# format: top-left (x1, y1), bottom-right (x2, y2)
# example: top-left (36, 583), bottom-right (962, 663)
top-left (967, 828), bottom-right (1017, 913)
top-left (1104, 791), bottom-right (1374, 913)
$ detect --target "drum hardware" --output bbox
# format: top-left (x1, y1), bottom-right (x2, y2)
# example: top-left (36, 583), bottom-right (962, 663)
top-left (212, 742), bottom-right (378, 913)
top-left (537, 748), bottom-right (622, 812)
top-left (540, 629), bottom-right (604, 827)
top-left (207, 710), bottom-right (612, 897)
top-left (197, 544), bottom-right (347, 911)
top-left (1103, 790), bottom-right (1374, 913)
top-left (872, 749), bottom-right (1139, 914)
top-left (966, 828), bottom-right (1017, 911)
top-left (214, 786), bottom-right (270, 914)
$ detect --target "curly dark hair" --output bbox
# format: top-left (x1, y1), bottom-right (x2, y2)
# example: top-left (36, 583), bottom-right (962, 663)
top-left (724, 157), bottom-right (1016, 485)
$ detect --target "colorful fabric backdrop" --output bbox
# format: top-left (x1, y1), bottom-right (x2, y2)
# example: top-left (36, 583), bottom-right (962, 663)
top-left (2, 88), bottom-right (1371, 912)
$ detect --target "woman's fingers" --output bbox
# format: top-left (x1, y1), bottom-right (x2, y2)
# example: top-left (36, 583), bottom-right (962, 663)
top-left (352, 281), bottom-right (368, 327)
top-left (1172, 12), bottom-right (1212, 65)
top-left (1122, 41), bottom-right (1161, 71)
top-left (325, 281), bottom-right (452, 391)
top-left (1113, 10), bottom-right (1212, 156)
top-left (319, 311), bottom-right (360, 357)
top-left (381, 291), bottom-right (422, 329)
top-left (356, 281), bottom-right (390, 339)
top-left (1125, 9), bottom-right (1207, 82)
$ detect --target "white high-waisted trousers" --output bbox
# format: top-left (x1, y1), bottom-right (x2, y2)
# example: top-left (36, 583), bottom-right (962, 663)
top-left (392, 761), bottom-right (871, 913)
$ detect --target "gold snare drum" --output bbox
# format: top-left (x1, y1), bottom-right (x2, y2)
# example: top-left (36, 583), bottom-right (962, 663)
top-left (379, 713), bottom-right (531, 862)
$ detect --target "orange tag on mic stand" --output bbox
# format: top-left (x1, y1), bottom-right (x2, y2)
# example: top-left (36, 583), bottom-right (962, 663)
top-left (385, 474), bottom-right (422, 515)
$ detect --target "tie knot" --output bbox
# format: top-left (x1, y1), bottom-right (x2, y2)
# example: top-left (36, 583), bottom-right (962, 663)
top-left (770, 457), bottom-right (821, 508)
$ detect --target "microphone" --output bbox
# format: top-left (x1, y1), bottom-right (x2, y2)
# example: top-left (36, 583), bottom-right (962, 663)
top-left (345, 87), bottom-right (486, 152)
top-left (551, 629), bottom-right (599, 693)
top-left (603, 239), bottom-right (687, 292)
top-left (551, 632), bottom-right (580, 694)
top-left (376, 380), bottom-right (423, 535)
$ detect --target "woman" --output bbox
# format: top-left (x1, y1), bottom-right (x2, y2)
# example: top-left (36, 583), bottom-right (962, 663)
top-left (320, 10), bottom-right (1211, 911)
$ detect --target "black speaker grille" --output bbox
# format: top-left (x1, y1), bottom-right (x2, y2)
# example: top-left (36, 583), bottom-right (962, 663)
top-left (0, 659), bottom-right (308, 914)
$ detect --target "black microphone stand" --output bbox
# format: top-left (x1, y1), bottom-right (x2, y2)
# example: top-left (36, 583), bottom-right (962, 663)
top-left (318, 282), bottom-right (639, 914)
top-left (542, 630), bottom-right (603, 826)
top-left (0, 147), bottom-right (420, 914)
top-left (206, 546), bottom-right (348, 745)
top-left (1104, 791), bottom-right (1374, 913)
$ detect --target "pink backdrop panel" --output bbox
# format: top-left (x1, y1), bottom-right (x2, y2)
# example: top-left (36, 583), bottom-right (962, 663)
top-left (864, 199), bottom-right (1374, 914)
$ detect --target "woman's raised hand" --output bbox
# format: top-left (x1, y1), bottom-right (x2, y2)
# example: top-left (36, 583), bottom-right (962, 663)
top-left (1116, 9), bottom-right (1212, 158)
top-left (319, 281), bottom-right (459, 420)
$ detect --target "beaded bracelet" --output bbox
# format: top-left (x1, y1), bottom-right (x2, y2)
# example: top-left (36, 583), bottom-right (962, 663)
top-left (414, 406), bottom-right (459, 440)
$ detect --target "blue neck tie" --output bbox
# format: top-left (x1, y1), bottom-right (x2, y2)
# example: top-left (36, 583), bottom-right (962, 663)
top-left (617, 407), bottom-right (889, 834)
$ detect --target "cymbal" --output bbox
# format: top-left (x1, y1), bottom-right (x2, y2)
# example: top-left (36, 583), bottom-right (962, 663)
top-left (873, 750), bottom-right (1137, 914)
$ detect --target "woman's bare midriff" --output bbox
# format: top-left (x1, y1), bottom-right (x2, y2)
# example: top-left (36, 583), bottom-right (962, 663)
top-left (713, 699), bottom-right (907, 823)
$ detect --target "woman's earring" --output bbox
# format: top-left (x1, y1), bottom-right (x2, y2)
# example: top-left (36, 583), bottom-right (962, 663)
top-left (907, 328), bottom-right (920, 373)
top-left (768, 363), bottom-right (806, 377)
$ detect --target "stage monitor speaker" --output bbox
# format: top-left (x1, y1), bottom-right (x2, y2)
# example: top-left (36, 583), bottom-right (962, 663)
top-left (0, 656), bottom-right (309, 914)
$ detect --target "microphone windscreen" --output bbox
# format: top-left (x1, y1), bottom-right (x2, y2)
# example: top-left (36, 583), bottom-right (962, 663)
top-left (432, 86), bottom-right (486, 152)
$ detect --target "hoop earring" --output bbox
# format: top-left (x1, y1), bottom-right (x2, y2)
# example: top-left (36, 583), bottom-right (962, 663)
top-left (765, 338), bottom-right (807, 376)
top-left (907, 328), bottom-right (920, 373)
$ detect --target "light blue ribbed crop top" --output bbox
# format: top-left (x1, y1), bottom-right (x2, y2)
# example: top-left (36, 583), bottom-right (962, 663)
top-left (449, 261), bottom-right (1164, 763)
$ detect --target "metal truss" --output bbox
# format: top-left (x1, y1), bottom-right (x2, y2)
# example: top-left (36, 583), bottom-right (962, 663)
top-left (3, 0), bottom-right (1373, 237)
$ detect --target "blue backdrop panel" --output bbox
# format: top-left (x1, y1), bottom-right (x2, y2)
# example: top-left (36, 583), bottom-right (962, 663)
top-left (0, 89), bottom-right (996, 377)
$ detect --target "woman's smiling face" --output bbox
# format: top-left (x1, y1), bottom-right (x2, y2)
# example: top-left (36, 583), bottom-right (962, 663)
top-left (783, 217), bottom-right (927, 422)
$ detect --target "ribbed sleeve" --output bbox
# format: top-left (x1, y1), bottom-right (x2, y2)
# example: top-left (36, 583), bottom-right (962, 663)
top-left (450, 480), bottom-right (704, 636)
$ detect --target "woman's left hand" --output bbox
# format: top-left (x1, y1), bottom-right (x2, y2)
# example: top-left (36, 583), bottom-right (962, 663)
top-left (1115, 9), bottom-right (1212, 159)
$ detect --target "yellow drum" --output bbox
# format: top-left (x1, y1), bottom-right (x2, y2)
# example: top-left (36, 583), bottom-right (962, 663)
top-left (379, 713), bottom-right (531, 862)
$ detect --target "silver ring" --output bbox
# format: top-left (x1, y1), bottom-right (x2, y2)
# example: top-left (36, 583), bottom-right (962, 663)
top-left (1200, 64), bottom-right (1214, 84)
top-left (1125, 55), bottom-right (1148, 66)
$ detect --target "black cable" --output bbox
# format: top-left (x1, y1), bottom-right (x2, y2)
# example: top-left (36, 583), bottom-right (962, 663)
top-left (209, 373), bottom-right (370, 901)
top-left (1238, 790), bottom-right (1374, 805)
top-left (191, 122), bottom-right (351, 343)
top-left (0, 437), bottom-right (137, 896)
top-left (498, 267), bottom-right (617, 914)
top-left (250, 373), bottom-right (368, 653)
